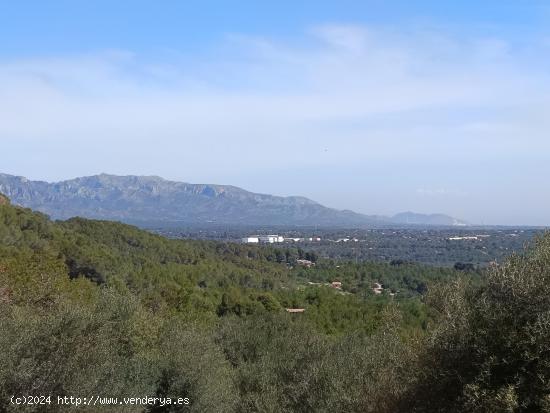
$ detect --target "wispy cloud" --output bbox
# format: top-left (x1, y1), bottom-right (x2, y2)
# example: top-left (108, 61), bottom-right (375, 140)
top-left (1, 25), bottom-right (548, 144)
top-left (1, 24), bottom-right (549, 224)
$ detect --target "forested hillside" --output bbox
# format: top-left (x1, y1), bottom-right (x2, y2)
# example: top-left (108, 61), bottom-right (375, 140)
top-left (1, 197), bottom-right (549, 412)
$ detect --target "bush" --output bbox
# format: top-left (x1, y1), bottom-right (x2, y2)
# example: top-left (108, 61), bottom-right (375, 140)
top-left (402, 234), bottom-right (550, 412)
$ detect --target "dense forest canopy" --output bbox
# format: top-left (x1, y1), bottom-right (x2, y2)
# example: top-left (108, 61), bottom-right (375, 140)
top-left (1, 196), bottom-right (549, 412)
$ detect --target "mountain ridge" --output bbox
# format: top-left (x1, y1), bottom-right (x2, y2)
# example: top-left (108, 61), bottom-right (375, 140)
top-left (0, 173), bottom-right (467, 227)
top-left (391, 211), bottom-right (468, 227)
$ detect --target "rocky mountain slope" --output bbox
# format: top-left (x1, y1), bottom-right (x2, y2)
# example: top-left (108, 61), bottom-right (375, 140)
top-left (0, 173), bottom-right (467, 227)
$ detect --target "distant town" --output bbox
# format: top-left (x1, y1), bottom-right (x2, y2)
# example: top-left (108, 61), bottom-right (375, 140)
top-left (241, 235), bottom-right (321, 244)
top-left (153, 226), bottom-right (542, 267)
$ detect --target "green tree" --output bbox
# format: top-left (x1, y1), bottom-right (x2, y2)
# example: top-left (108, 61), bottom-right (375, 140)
top-left (402, 234), bottom-right (550, 412)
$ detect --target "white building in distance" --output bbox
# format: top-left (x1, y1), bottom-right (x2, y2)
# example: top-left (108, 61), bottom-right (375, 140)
top-left (241, 235), bottom-right (284, 244)
top-left (241, 237), bottom-right (259, 243)
top-left (258, 235), bottom-right (284, 243)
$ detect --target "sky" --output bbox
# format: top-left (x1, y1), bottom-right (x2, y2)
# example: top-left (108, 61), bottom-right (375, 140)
top-left (1, 0), bottom-right (550, 225)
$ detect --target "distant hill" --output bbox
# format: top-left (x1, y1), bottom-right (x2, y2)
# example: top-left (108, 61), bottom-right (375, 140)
top-left (391, 212), bottom-right (468, 226)
top-left (0, 173), bottom-right (467, 227)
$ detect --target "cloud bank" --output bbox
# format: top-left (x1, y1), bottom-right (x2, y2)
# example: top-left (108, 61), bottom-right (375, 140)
top-left (1, 24), bottom-right (549, 224)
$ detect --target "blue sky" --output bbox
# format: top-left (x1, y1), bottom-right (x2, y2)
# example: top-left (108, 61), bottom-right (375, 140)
top-left (1, 1), bottom-right (550, 225)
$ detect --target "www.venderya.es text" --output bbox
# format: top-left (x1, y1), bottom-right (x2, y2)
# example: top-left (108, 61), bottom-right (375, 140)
top-left (10, 395), bottom-right (190, 407)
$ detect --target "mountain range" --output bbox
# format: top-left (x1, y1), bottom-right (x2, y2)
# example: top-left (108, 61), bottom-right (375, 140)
top-left (0, 173), bottom-right (468, 227)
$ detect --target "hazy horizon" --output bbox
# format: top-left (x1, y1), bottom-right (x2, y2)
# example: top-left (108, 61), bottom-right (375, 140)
top-left (2, 1), bottom-right (550, 225)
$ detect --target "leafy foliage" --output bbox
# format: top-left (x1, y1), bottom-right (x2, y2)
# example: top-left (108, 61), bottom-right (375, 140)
top-left (1, 198), bottom-right (549, 411)
top-left (400, 235), bottom-right (550, 412)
